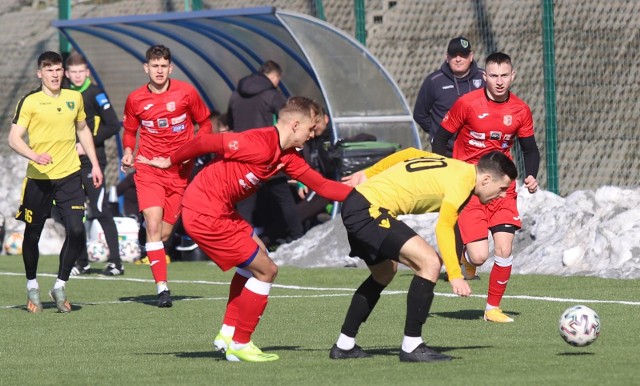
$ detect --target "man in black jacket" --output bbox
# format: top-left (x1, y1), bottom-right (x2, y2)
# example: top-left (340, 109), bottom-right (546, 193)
top-left (65, 53), bottom-right (124, 276)
top-left (413, 37), bottom-right (485, 157)
top-left (227, 61), bottom-right (304, 244)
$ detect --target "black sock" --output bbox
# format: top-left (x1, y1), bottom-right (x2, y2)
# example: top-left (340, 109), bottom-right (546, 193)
top-left (404, 275), bottom-right (436, 337)
top-left (340, 275), bottom-right (386, 337)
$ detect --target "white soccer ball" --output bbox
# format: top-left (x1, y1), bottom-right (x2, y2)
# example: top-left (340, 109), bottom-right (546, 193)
top-left (87, 240), bottom-right (109, 262)
top-left (119, 238), bottom-right (141, 263)
top-left (558, 305), bottom-right (601, 347)
top-left (4, 232), bottom-right (23, 255)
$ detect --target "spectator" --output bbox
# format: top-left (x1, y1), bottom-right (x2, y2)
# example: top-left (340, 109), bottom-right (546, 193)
top-left (8, 51), bottom-right (103, 313)
top-left (413, 36), bottom-right (485, 157)
top-left (227, 61), bottom-right (304, 244)
top-left (64, 52), bottom-right (124, 276)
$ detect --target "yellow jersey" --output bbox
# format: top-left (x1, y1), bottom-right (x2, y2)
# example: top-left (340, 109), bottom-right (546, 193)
top-left (356, 148), bottom-right (476, 280)
top-left (13, 87), bottom-right (86, 179)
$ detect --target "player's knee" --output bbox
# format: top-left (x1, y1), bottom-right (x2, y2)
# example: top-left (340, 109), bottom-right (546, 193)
top-left (493, 245), bottom-right (513, 258)
top-left (372, 270), bottom-right (396, 286)
top-left (465, 249), bottom-right (488, 266)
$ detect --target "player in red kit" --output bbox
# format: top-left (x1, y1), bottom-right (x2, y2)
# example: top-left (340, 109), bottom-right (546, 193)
top-left (138, 96), bottom-right (352, 362)
top-left (433, 52), bottom-right (540, 323)
top-left (121, 45), bottom-right (212, 308)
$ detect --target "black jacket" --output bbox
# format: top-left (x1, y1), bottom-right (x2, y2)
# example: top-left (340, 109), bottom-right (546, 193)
top-left (227, 73), bottom-right (287, 132)
top-left (413, 60), bottom-right (485, 155)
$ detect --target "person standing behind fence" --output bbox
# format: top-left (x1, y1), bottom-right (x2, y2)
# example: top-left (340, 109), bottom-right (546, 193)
top-left (64, 52), bottom-right (124, 277)
top-left (433, 52), bottom-right (540, 323)
top-left (121, 44), bottom-right (212, 308)
top-left (8, 51), bottom-right (103, 313)
top-left (227, 61), bottom-right (304, 244)
top-left (413, 36), bottom-right (485, 158)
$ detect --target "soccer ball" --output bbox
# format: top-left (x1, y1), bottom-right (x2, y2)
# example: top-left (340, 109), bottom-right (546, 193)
top-left (558, 305), bottom-right (601, 347)
top-left (119, 238), bottom-right (141, 263)
top-left (87, 240), bottom-right (109, 262)
top-left (3, 232), bottom-right (23, 255)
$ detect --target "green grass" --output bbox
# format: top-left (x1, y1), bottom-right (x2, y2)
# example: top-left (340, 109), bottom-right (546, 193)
top-left (1, 256), bottom-right (639, 386)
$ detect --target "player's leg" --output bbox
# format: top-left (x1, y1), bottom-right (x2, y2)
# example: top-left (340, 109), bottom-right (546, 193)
top-left (51, 172), bottom-right (87, 313)
top-left (17, 178), bottom-right (52, 313)
top-left (396, 235), bottom-right (452, 362)
top-left (142, 206), bottom-right (172, 306)
top-left (330, 258), bottom-right (394, 359)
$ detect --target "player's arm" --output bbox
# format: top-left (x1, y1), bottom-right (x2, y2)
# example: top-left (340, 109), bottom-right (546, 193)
top-left (297, 167), bottom-right (352, 202)
top-left (7, 123), bottom-right (52, 165)
top-left (431, 127), bottom-right (455, 156)
top-left (120, 97), bottom-right (139, 170)
top-left (136, 134), bottom-right (224, 169)
top-left (190, 88), bottom-right (213, 136)
top-left (518, 135), bottom-right (540, 193)
top-left (412, 77), bottom-right (435, 134)
top-left (435, 201), bottom-right (471, 296)
top-left (432, 98), bottom-right (465, 155)
top-left (76, 120), bottom-right (103, 187)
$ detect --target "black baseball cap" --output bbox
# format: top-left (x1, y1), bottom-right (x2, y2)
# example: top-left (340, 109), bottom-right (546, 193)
top-left (447, 36), bottom-right (472, 56)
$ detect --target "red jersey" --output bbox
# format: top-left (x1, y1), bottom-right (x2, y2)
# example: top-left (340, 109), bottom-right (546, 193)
top-left (440, 88), bottom-right (534, 164)
top-left (122, 79), bottom-right (211, 178)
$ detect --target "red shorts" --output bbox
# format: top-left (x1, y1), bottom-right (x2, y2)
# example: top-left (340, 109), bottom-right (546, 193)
top-left (182, 206), bottom-right (259, 271)
top-left (457, 190), bottom-right (521, 244)
top-left (134, 170), bottom-right (187, 225)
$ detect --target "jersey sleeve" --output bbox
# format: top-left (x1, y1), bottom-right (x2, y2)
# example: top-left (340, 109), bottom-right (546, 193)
top-left (297, 167), bottom-right (352, 202)
top-left (440, 97), bottom-right (467, 134)
top-left (121, 95), bottom-right (139, 151)
top-left (76, 94), bottom-right (86, 122)
top-left (188, 86), bottom-right (213, 135)
top-left (364, 147), bottom-right (430, 178)
top-left (435, 201), bottom-right (464, 281)
top-left (13, 95), bottom-right (32, 128)
top-left (92, 90), bottom-right (121, 145)
top-left (517, 103), bottom-right (535, 138)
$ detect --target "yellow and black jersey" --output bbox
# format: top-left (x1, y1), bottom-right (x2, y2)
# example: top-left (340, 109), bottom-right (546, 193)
top-left (13, 87), bottom-right (86, 180)
top-left (356, 147), bottom-right (476, 280)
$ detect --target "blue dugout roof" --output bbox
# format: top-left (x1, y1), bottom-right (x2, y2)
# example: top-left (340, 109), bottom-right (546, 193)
top-left (53, 7), bottom-right (420, 148)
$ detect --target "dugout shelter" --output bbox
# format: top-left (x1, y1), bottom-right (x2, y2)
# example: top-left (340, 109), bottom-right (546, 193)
top-left (53, 6), bottom-right (420, 151)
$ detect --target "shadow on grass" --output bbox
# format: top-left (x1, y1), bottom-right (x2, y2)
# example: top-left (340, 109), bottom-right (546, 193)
top-left (431, 309), bottom-right (520, 320)
top-left (118, 294), bottom-right (204, 306)
top-left (557, 351), bottom-right (596, 356)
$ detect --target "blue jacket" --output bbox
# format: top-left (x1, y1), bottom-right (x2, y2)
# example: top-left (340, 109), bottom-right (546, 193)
top-left (413, 60), bottom-right (484, 156)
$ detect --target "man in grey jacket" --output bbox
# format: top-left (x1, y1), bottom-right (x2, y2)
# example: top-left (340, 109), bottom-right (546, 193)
top-left (413, 37), bottom-right (485, 157)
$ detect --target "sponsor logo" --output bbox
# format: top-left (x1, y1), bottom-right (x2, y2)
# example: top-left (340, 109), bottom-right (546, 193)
top-left (473, 79), bottom-right (483, 88)
top-left (379, 218), bottom-right (391, 228)
top-left (228, 140), bottom-right (239, 151)
top-left (470, 131), bottom-right (486, 140)
top-left (143, 104), bottom-right (154, 110)
top-left (442, 113), bottom-right (450, 123)
top-left (172, 124), bottom-right (185, 133)
top-left (478, 113), bottom-right (489, 119)
top-left (157, 118), bottom-right (169, 128)
top-left (145, 128), bottom-right (159, 134)
top-left (96, 93), bottom-right (109, 107)
top-left (490, 131), bottom-right (502, 140)
top-left (468, 139), bottom-right (486, 148)
top-left (496, 280), bottom-right (509, 285)
top-left (442, 85), bottom-right (454, 90)
top-left (66, 101), bottom-right (75, 110)
top-left (501, 142), bottom-right (509, 149)
top-left (246, 173), bottom-right (259, 185)
top-left (102, 103), bottom-right (111, 110)
top-left (166, 101), bottom-right (176, 112)
top-left (504, 134), bottom-right (512, 141)
top-left (171, 113), bottom-right (186, 125)
top-left (141, 120), bottom-right (154, 128)
top-left (503, 115), bottom-right (512, 126)
top-left (513, 216), bottom-right (520, 221)
top-left (239, 179), bottom-right (250, 190)
top-left (71, 205), bottom-right (85, 210)
top-left (16, 210), bottom-right (22, 218)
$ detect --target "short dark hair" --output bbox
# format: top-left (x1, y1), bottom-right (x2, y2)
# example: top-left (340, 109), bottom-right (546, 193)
top-left (65, 52), bottom-right (87, 67)
top-left (477, 151), bottom-right (518, 181)
top-left (259, 60), bottom-right (282, 76)
top-left (485, 52), bottom-right (512, 68)
top-left (146, 45), bottom-right (171, 63)
top-left (37, 51), bottom-right (63, 69)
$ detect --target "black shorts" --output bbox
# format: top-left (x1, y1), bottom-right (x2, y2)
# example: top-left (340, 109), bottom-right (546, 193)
top-left (17, 171), bottom-right (85, 226)
top-left (341, 190), bottom-right (417, 266)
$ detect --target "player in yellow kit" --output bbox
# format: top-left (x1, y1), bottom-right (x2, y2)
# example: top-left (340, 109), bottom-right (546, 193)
top-left (329, 148), bottom-right (517, 362)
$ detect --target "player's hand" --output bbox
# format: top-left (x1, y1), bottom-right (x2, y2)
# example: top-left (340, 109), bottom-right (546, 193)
top-left (91, 164), bottom-right (103, 188)
top-left (121, 153), bottom-right (134, 171)
top-left (449, 278), bottom-right (472, 297)
top-left (136, 155), bottom-right (172, 169)
top-left (34, 153), bottom-right (53, 165)
top-left (297, 183), bottom-right (309, 199)
top-left (342, 171), bottom-right (367, 187)
top-left (524, 175), bottom-right (538, 194)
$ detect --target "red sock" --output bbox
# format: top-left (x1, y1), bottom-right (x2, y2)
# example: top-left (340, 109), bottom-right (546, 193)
top-left (222, 272), bottom-right (251, 326)
top-left (147, 247), bottom-right (167, 283)
top-left (487, 256), bottom-right (512, 308)
top-left (233, 278), bottom-right (271, 344)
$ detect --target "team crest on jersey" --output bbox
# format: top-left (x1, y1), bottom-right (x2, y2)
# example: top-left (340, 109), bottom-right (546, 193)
top-left (503, 115), bottom-right (512, 126)
top-left (228, 140), bottom-right (239, 151)
top-left (66, 101), bottom-right (75, 110)
top-left (473, 79), bottom-right (482, 88)
top-left (166, 101), bottom-right (176, 112)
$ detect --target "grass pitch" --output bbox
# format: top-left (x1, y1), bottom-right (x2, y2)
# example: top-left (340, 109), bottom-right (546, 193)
top-left (1, 256), bottom-right (639, 386)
